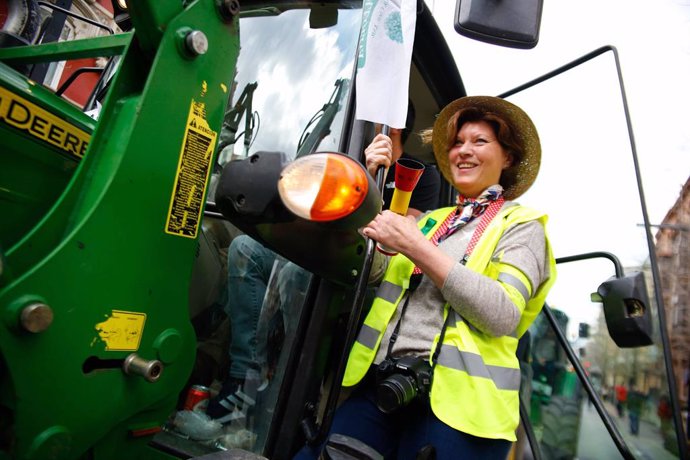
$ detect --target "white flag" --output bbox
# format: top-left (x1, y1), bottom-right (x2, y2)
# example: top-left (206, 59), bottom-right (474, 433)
top-left (355, 0), bottom-right (417, 128)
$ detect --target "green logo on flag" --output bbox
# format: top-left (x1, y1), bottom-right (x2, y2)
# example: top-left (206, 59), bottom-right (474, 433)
top-left (357, 0), bottom-right (404, 69)
top-left (385, 12), bottom-right (403, 43)
top-left (357, 0), bottom-right (377, 69)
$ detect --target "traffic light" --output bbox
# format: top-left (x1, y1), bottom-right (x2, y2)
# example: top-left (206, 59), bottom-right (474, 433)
top-left (578, 322), bottom-right (590, 338)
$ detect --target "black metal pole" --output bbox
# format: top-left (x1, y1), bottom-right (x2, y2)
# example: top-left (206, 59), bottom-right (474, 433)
top-left (313, 125), bottom-right (390, 444)
top-left (542, 304), bottom-right (635, 460)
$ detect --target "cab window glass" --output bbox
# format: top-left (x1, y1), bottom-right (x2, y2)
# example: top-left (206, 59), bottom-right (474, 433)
top-left (190, 5), bottom-right (362, 456)
top-left (217, 8), bottom-right (360, 165)
top-left (510, 52), bottom-right (682, 459)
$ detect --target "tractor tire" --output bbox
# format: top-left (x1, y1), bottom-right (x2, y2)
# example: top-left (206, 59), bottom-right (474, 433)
top-left (1, 0), bottom-right (40, 44)
top-left (540, 396), bottom-right (581, 460)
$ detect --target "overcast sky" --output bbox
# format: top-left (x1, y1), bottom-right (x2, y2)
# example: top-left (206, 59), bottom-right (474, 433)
top-left (223, 10), bottom-right (359, 162)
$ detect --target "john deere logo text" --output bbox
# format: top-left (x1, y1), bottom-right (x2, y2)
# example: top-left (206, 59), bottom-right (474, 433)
top-left (0, 86), bottom-right (91, 159)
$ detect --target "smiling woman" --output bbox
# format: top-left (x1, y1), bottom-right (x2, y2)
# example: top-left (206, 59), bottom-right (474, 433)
top-left (292, 95), bottom-right (557, 459)
top-left (435, 9), bottom-right (689, 454)
top-left (427, 96), bottom-right (541, 202)
top-left (445, 120), bottom-right (512, 198)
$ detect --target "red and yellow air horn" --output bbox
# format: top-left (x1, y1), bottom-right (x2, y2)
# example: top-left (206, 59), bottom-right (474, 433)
top-left (377, 157), bottom-right (425, 255)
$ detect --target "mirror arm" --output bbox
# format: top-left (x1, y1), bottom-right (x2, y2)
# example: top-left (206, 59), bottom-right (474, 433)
top-left (498, 46), bottom-right (613, 99)
top-left (541, 304), bottom-right (636, 460)
top-left (555, 250), bottom-right (624, 278)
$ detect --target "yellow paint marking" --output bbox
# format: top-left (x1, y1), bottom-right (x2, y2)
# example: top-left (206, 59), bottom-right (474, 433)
top-left (95, 310), bottom-right (146, 351)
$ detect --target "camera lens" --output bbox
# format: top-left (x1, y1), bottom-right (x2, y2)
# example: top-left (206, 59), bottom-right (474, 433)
top-left (376, 374), bottom-right (418, 414)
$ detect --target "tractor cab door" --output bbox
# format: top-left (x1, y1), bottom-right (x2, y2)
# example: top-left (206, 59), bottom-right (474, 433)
top-left (494, 47), bottom-right (687, 459)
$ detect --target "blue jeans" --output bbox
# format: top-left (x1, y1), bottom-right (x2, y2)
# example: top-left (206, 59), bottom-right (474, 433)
top-left (226, 235), bottom-right (311, 380)
top-left (276, 260), bottom-right (312, 334)
top-left (226, 235), bottom-right (277, 379)
top-left (293, 381), bottom-right (512, 460)
top-left (629, 412), bottom-right (640, 435)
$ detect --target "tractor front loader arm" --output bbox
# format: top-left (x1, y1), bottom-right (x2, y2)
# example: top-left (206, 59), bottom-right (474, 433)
top-left (0, 1), bottom-right (240, 458)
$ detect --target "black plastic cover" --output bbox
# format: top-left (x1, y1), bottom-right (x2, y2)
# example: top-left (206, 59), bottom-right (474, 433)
top-left (598, 271), bottom-right (654, 348)
top-left (454, 0), bottom-right (543, 49)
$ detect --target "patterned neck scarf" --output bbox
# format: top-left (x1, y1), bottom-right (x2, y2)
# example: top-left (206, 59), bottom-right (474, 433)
top-left (441, 184), bottom-right (504, 242)
top-left (410, 184), bottom-right (505, 276)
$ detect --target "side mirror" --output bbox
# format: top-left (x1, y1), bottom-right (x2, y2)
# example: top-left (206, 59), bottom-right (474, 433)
top-left (454, 0), bottom-right (543, 49)
top-left (594, 271), bottom-right (653, 348)
top-left (309, 5), bottom-right (338, 29)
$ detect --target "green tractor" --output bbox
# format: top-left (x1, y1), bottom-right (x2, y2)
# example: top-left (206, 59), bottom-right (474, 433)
top-left (1, 1), bottom-right (688, 459)
top-left (528, 308), bottom-right (583, 459)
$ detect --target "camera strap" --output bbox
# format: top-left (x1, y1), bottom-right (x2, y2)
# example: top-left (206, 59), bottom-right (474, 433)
top-left (383, 271), bottom-right (423, 359)
top-left (385, 290), bottom-right (412, 360)
top-left (431, 313), bottom-right (452, 371)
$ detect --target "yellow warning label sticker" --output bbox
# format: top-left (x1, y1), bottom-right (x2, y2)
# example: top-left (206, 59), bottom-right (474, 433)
top-left (165, 99), bottom-right (217, 238)
top-left (95, 310), bottom-right (146, 351)
top-left (0, 86), bottom-right (90, 159)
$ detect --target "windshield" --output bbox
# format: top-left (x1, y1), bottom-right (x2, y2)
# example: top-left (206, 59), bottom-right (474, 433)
top-left (216, 8), bottom-right (360, 165)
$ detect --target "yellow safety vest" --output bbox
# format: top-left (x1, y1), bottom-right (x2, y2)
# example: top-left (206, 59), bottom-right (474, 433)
top-left (342, 205), bottom-right (557, 441)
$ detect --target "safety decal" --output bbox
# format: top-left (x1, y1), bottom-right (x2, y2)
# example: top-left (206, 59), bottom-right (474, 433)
top-left (165, 99), bottom-right (217, 238)
top-left (95, 310), bottom-right (146, 351)
top-left (0, 86), bottom-right (90, 159)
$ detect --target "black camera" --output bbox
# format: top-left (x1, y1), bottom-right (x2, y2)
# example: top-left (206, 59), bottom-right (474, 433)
top-left (375, 356), bottom-right (432, 414)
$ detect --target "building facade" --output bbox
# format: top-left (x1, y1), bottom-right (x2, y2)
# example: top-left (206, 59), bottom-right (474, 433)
top-left (655, 177), bottom-right (690, 410)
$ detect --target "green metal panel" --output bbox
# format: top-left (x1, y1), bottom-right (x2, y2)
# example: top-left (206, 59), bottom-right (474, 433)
top-left (0, 33), bottom-right (131, 65)
top-left (0, 62), bottom-right (96, 249)
top-left (0, 1), bottom-right (240, 459)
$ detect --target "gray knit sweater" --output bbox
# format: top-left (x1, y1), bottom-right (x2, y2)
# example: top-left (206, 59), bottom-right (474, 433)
top-left (371, 201), bottom-right (550, 364)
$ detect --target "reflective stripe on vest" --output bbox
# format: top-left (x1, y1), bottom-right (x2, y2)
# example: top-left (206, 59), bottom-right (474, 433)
top-left (436, 344), bottom-right (521, 390)
top-left (437, 309), bottom-right (522, 388)
top-left (376, 280), bottom-right (403, 304)
top-left (498, 272), bottom-right (530, 305)
top-left (356, 324), bottom-right (379, 350)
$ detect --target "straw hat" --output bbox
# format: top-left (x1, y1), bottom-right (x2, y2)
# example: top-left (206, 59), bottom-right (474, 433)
top-left (432, 96), bottom-right (541, 200)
